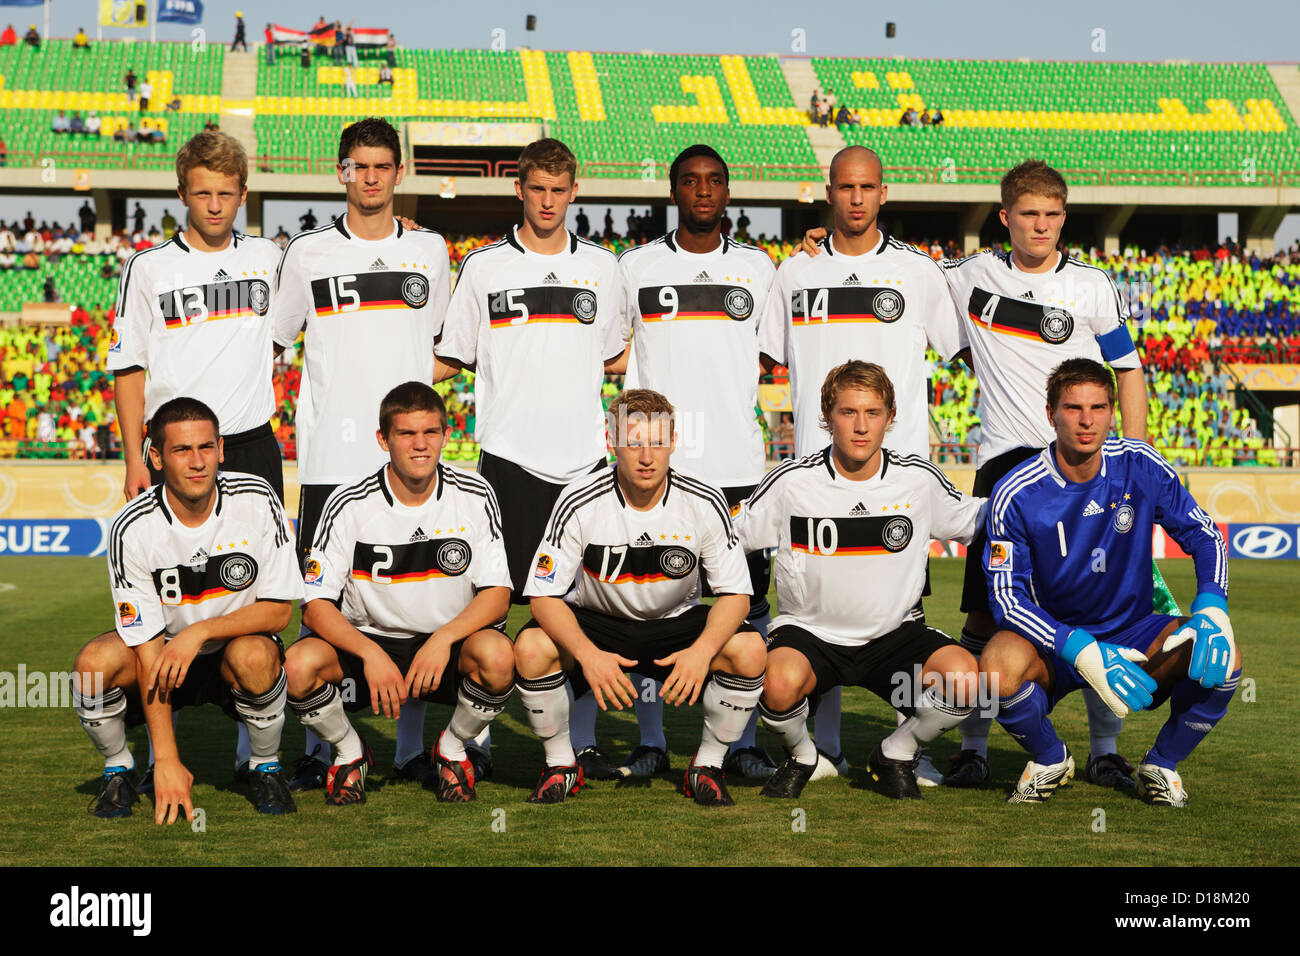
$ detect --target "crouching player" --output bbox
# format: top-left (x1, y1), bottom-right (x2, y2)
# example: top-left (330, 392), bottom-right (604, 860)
top-left (284, 383), bottom-right (515, 805)
top-left (514, 389), bottom-right (766, 806)
top-left (72, 397), bottom-right (301, 821)
top-left (736, 361), bottom-right (987, 799)
top-left (984, 359), bottom-right (1237, 805)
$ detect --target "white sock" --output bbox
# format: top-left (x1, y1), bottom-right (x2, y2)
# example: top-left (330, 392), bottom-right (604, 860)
top-left (231, 670), bottom-right (288, 770)
top-left (471, 725), bottom-right (491, 752)
top-left (958, 712), bottom-right (991, 757)
top-left (729, 707), bottom-right (761, 753)
top-left (631, 672), bottom-right (667, 751)
top-left (289, 683), bottom-right (361, 764)
top-left (440, 678), bottom-right (512, 761)
top-left (1084, 686), bottom-right (1123, 755)
top-left (812, 686), bottom-right (843, 756)
top-left (304, 727), bottom-right (331, 764)
top-left (235, 722), bottom-right (251, 766)
top-left (518, 671), bottom-right (575, 767)
top-left (394, 699), bottom-right (427, 767)
top-left (759, 698), bottom-right (816, 764)
top-left (698, 672), bottom-right (764, 767)
top-left (73, 684), bottom-right (133, 770)
top-left (569, 688), bottom-right (598, 751)
top-left (881, 685), bottom-right (973, 761)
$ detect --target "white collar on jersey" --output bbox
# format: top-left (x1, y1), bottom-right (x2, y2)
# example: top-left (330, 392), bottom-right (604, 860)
top-left (1003, 248), bottom-right (1067, 274)
top-left (820, 445), bottom-right (890, 482)
top-left (821, 228), bottom-right (889, 257)
top-left (663, 230), bottom-right (729, 255)
top-left (1040, 442), bottom-right (1108, 488)
top-left (506, 224), bottom-right (579, 256)
top-left (378, 462), bottom-right (445, 506)
top-left (334, 215), bottom-right (404, 241)
top-left (171, 232), bottom-right (241, 253)
top-left (154, 475), bottom-right (223, 524)
top-left (610, 463), bottom-right (672, 510)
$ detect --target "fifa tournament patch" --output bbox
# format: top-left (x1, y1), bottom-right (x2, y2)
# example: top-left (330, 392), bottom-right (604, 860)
top-left (117, 601), bottom-right (141, 628)
top-left (108, 327), bottom-right (121, 353)
top-left (304, 558), bottom-right (324, 586)
top-left (987, 540), bottom-right (1013, 571)
top-left (534, 553), bottom-right (556, 583)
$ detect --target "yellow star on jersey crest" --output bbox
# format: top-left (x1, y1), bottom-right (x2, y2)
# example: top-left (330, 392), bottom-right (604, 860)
top-left (659, 534), bottom-right (667, 540)
top-left (459, 525), bottom-right (466, 532)
top-left (1110, 502), bottom-right (1117, 509)
top-left (1124, 493), bottom-right (1131, 500)
top-left (242, 539), bottom-right (248, 546)
top-left (215, 543), bottom-right (222, 551)
top-left (685, 535), bottom-right (691, 541)
top-left (672, 534), bottom-right (679, 540)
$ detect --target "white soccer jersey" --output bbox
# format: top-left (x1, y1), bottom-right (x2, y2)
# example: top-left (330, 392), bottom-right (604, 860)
top-left (107, 472), bottom-right (302, 651)
top-left (271, 217), bottom-right (451, 485)
top-left (620, 232), bottom-right (775, 487)
top-left (436, 228), bottom-right (626, 484)
top-left (107, 232), bottom-right (281, 434)
top-left (303, 463), bottom-right (512, 640)
top-left (757, 231), bottom-right (962, 460)
top-left (524, 466), bottom-right (751, 621)
top-left (734, 447), bottom-right (985, 646)
top-left (941, 250), bottom-right (1140, 466)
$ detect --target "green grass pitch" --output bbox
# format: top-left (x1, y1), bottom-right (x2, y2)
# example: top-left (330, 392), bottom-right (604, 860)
top-left (0, 557), bottom-right (1295, 866)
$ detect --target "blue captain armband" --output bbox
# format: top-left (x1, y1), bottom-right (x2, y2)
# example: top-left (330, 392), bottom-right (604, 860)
top-left (1096, 324), bottom-right (1136, 362)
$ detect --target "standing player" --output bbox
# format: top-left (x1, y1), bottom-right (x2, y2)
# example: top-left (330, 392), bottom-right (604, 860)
top-left (272, 117), bottom-right (452, 789)
top-left (617, 144), bottom-right (777, 778)
top-left (514, 389), bottom-right (766, 806)
top-left (938, 161), bottom-right (1149, 789)
top-left (434, 138), bottom-right (628, 781)
top-left (982, 359), bottom-right (1235, 805)
top-left (71, 398), bottom-right (301, 821)
top-left (107, 130), bottom-right (287, 787)
top-left (736, 362), bottom-right (984, 799)
top-left (760, 146), bottom-right (962, 782)
top-left (284, 383), bottom-right (516, 805)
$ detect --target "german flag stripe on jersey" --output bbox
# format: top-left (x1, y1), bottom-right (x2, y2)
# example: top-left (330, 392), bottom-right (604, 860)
top-left (789, 514), bottom-right (914, 556)
top-left (310, 271), bottom-right (430, 316)
top-left (580, 542), bottom-right (699, 583)
top-left (790, 286), bottom-right (905, 325)
top-left (351, 538), bottom-right (472, 580)
top-left (158, 278), bottom-right (271, 329)
top-left (486, 286), bottom-right (599, 328)
top-left (150, 554), bottom-right (260, 603)
top-left (352, 568), bottom-right (453, 584)
top-left (637, 283), bottom-right (754, 322)
top-left (965, 287), bottom-right (1076, 344)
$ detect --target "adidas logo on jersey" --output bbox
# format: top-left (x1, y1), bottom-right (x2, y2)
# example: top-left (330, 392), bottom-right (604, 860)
top-left (213, 269), bottom-right (232, 282)
top-left (693, 270), bottom-right (711, 283)
top-left (1082, 500), bottom-right (1104, 517)
top-left (187, 547), bottom-right (210, 567)
top-left (409, 527), bottom-right (430, 542)
top-left (543, 271), bottom-right (560, 285)
top-left (843, 273), bottom-right (861, 287)
top-left (369, 258), bottom-right (388, 271)
top-left (849, 502), bottom-right (870, 516)
top-left (1022, 290), bottom-right (1035, 299)
top-left (632, 532), bottom-right (654, 547)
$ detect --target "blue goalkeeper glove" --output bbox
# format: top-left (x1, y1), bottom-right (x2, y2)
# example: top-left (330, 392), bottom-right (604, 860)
top-left (1164, 593), bottom-right (1236, 689)
top-left (1061, 628), bottom-right (1157, 718)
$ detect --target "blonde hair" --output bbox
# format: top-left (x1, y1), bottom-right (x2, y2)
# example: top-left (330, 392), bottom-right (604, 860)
top-left (176, 130), bottom-right (248, 192)
top-left (819, 360), bottom-right (896, 432)
top-left (606, 389), bottom-right (675, 445)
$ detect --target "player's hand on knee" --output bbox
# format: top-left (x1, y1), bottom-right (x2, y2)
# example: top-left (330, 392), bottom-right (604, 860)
top-left (1164, 593), bottom-right (1236, 689)
top-left (801, 227), bottom-right (827, 256)
top-left (406, 633), bottom-right (452, 699)
top-left (1062, 628), bottom-right (1157, 718)
top-left (153, 757), bottom-right (194, 826)
top-left (363, 648), bottom-right (407, 718)
top-left (148, 630), bottom-right (202, 697)
top-left (579, 649), bottom-right (637, 711)
top-left (655, 644), bottom-right (711, 706)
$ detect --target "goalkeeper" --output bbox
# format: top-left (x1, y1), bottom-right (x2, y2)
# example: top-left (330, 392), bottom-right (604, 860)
top-left (979, 358), bottom-right (1239, 806)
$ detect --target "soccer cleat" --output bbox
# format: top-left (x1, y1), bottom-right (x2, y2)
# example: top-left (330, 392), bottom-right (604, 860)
top-left (724, 745), bottom-right (778, 780)
top-left (618, 745), bottom-right (670, 777)
top-left (526, 764), bottom-right (584, 804)
top-left (943, 749), bottom-right (990, 787)
top-left (430, 747), bottom-right (477, 803)
top-left (234, 760), bottom-right (251, 785)
top-left (914, 749), bottom-right (943, 788)
top-left (288, 746), bottom-right (329, 792)
top-left (89, 766), bottom-right (137, 819)
top-left (137, 765), bottom-right (154, 796)
top-left (759, 755), bottom-right (816, 799)
top-left (465, 740), bottom-right (493, 783)
top-left (1136, 763), bottom-right (1188, 807)
top-left (392, 751), bottom-right (436, 785)
top-left (1084, 752), bottom-right (1136, 791)
top-left (866, 744), bottom-right (923, 800)
top-left (681, 757), bottom-right (735, 807)
top-left (1006, 747), bottom-right (1076, 804)
top-left (576, 745), bottom-right (619, 781)
top-left (324, 737), bottom-right (374, 807)
top-left (808, 747), bottom-right (848, 782)
top-left (249, 763), bottom-right (297, 815)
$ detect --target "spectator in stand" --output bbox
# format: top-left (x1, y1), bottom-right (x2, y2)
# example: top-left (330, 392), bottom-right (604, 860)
top-left (299, 36), bottom-right (311, 68)
top-left (736, 208), bottom-right (750, 238)
top-left (0, 25), bottom-right (15, 46)
top-left (132, 202), bottom-right (145, 234)
top-left (931, 107), bottom-right (944, 127)
top-left (604, 207), bottom-right (614, 239)
top-left (264, 23), bottom-right (276, 64)
top-left (344, 27), bottom-right (358, 68)
top-left (0, 135), bottom-right (6, 168)
top-left (138, 78), bottom-right (152, 112)
top-left (834, 104), bottom-right (852, 129)
top-left (165, 95), bottom-right (182, 113)
top-left (85, 111), bottom-right (101, 136)
top-left (78, 201), bottom-right (95, 235)
top-left (125, 69), bottom-right (137, 103)
top-left (23, 24), bottom-right (38, 49)
top-left (817, 95), bottom-right (831, 127)
top-left (343, 65), bottom-right (357, 97)
top-left (51, 111), bottom-right (70, 134)
top-left (386, 32), bottom-right (397, 68)
top-left (920, 108), bottom-right (933, 126)
top-left (299, 208), bottom-right (317, 230)
top-left (378, 61), bottom-right (393, 85)
top-left (331, 20), bottom-right (345, 63)
top-left (232, 11), bottom-right (248, 52)
top-left (69, 112), bottom-right (85, 135)
top-left (809, 89), bottom-right (821, 124)
top-left (575, 208), bottom-right (589, 238)
top-left (42, 275), bottom-right (56, 303)
top-left (73, 27), bottom-right (90, 51)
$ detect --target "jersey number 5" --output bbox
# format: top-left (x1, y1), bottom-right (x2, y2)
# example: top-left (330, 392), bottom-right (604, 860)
top-left (326, 275), bottom-right (360, 313)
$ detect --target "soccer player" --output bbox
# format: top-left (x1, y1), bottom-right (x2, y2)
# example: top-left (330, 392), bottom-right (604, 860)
top-left (736, 361), bottom-right (984, 799)
top-left (434, 138), bottom-right (628, 781)
top-left (759, 146), bottom-right (962, 783)
top-left (106, 130), bottom-right (287, 788)
top-left (938, 161), bottom-right (1150, 789)
top-left (616, 144), bottom-right (777, 779)
top-left (284, 383), bottom-right (515, 805)
top-left (982, 359), bottom-right (1235, 805)
top-left (272, 117), bottom-right (452, 789)
top-left (71, 397), bottom-right (301, 821)
top-left (513, 389), bottom-right (766, 806)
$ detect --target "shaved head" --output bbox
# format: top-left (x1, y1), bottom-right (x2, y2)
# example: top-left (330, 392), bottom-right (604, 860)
top-left (828, 146), bottom-right (883, 186)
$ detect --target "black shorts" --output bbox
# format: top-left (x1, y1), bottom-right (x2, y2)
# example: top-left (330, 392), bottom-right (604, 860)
top-left (148, 421), bottom-right (284, 503)
top-left (478, 449), bottom-right (604, 604)
top-left (296, 483), bottom-right (339, 573)
top-left (766, 620), bottom-right (953, 715)
top-left (702, 483), bottom-right (772, 619)
top-left (332, 631), bottom-right (465, 711)
top-left (521, 603), bottom-right (759, 699)
top-left (125, 633), bottom-right (286, 728)
top-left (961, 445), bottom-right (1042, 615)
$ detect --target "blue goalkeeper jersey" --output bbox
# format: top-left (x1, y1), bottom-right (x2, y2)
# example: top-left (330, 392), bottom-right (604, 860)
top-left (985, 438), bottom-right (1227, 652)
